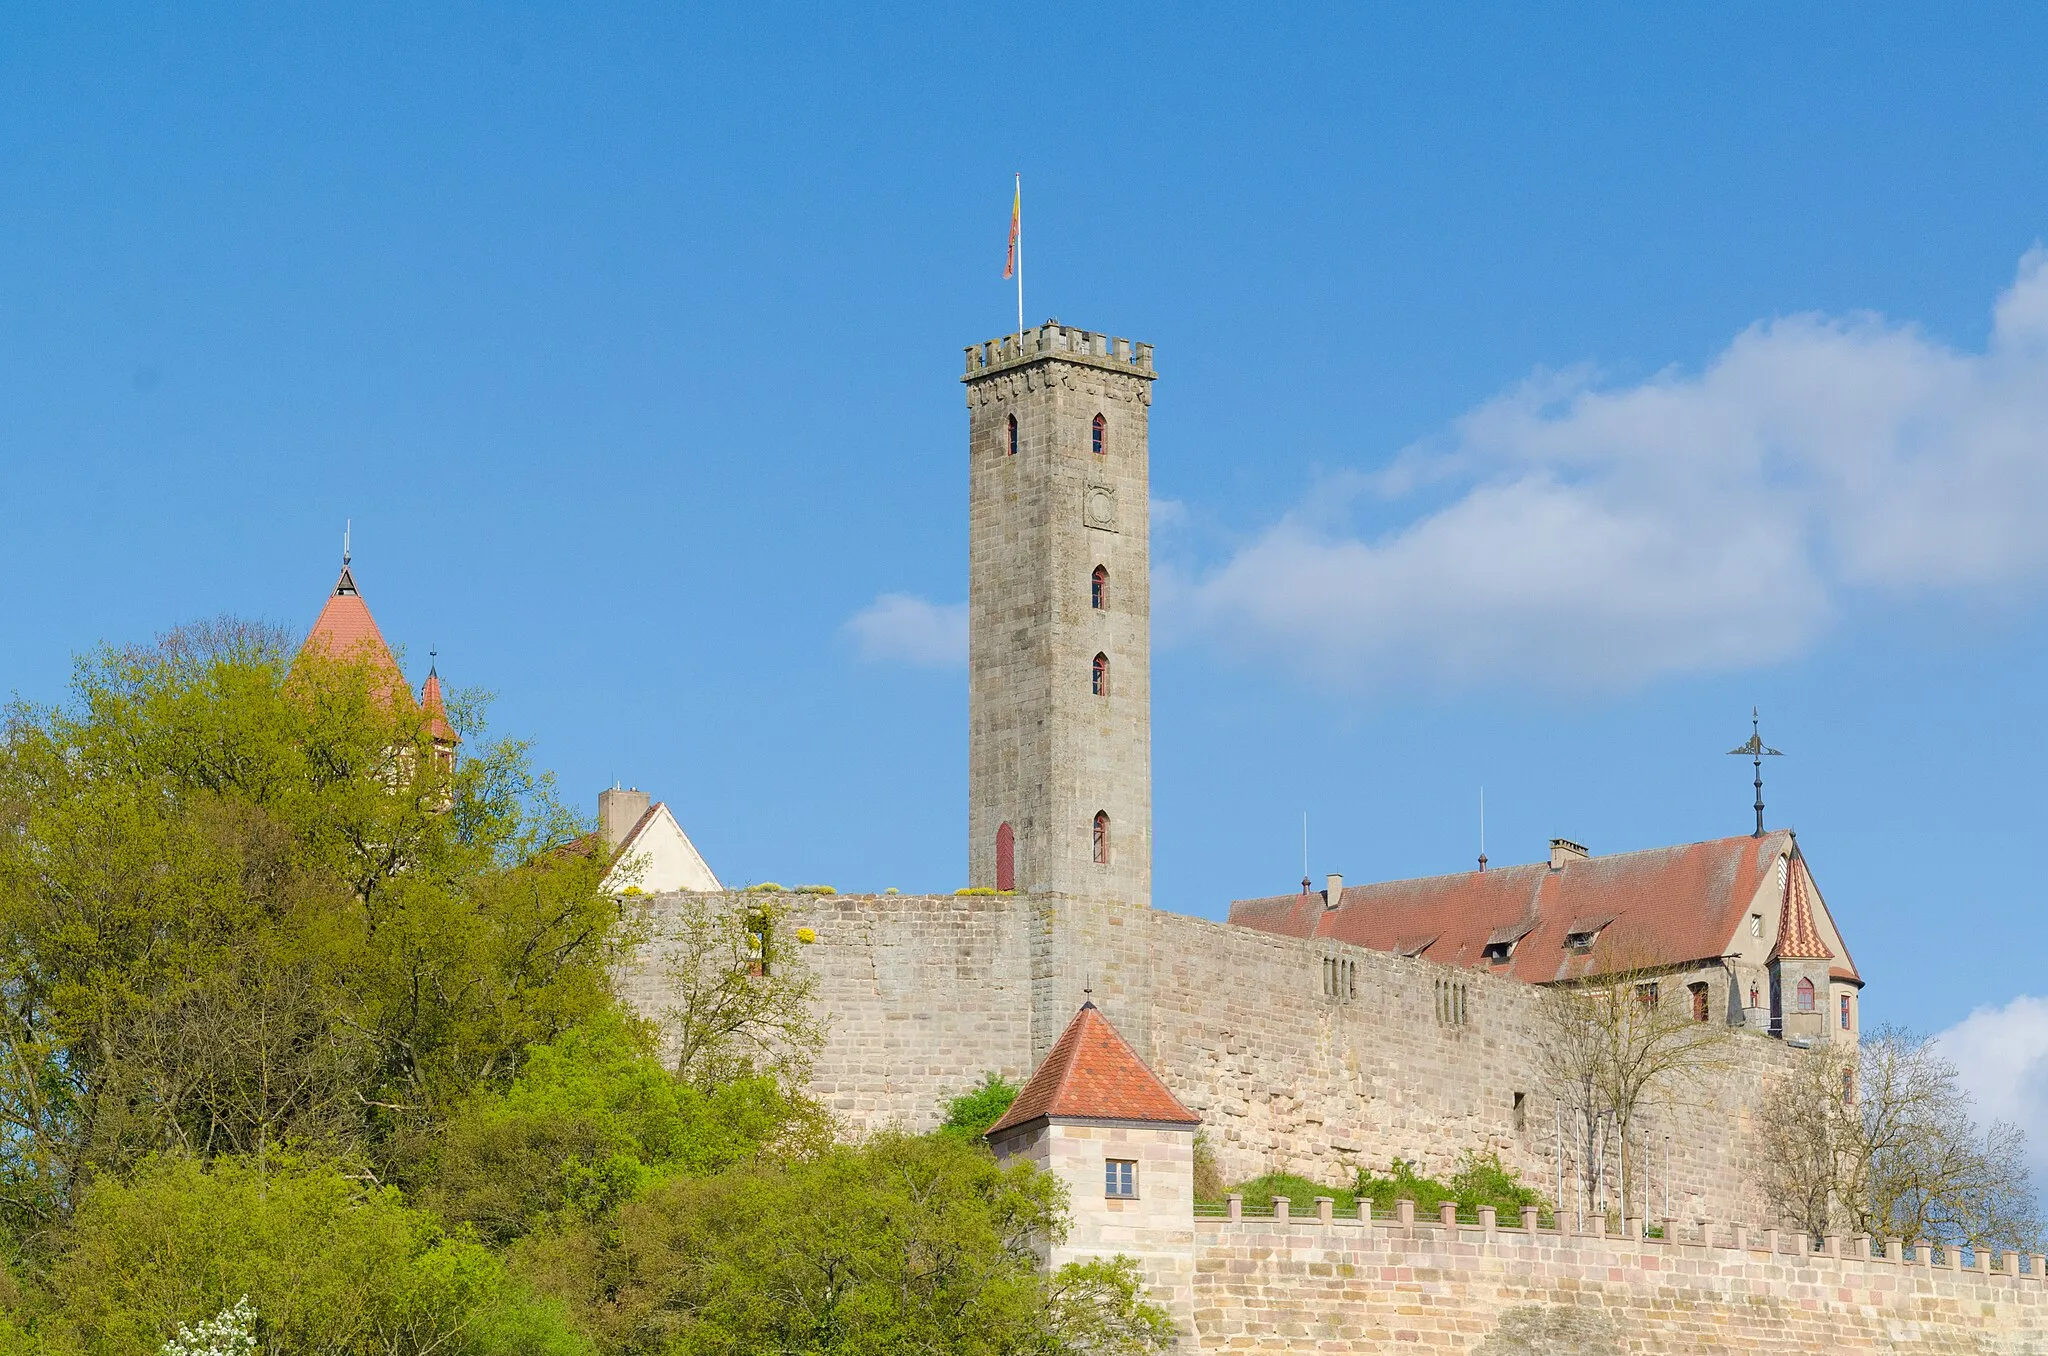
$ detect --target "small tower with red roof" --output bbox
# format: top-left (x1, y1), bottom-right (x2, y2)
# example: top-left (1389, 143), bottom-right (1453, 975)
top-left (300, 541), bottom-right (459, 772)
top-left (986, 1001), bottom-right (1199, 1325)
top-left (1769, 845), bottom-right (1834, 1042)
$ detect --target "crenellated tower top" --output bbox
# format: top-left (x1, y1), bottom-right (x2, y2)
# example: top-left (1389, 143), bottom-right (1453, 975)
top-left (963, 322), bottom-right (1156, 382)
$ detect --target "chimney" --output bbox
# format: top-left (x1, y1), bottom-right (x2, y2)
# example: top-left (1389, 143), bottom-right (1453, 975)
top-left (1549, 838), bottom-right (1589, 870)
top-left (600, 786), bottom-right (651, 853)
top-left (1325, 872), bottom-right (1344, 910)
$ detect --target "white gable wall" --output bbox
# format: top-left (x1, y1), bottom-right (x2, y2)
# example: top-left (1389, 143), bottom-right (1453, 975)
top-left (603, 802), bottom-right (721, 894)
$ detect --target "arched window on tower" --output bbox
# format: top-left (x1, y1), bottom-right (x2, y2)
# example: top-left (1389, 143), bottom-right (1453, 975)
top-left (1092, 652), bottom-right (1109, 696)
top-left (1796, 977), bottom-right (1816, 1013)
top-left (996, 822), bottom-right (1015, 892)
top-left (1093, 811), bottom-right (1110, 865)
top-left (1091, 565), bottom-right (1108, 610)
top-left (1006, 413), bottom-right (1018, 456)
top-left (1092, 413), bottom-right (1106, 456)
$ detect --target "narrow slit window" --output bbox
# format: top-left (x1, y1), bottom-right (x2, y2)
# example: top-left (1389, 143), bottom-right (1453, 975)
top-left (1091, 565), bottom-right (1108, 610)
top-left (1092, 413), bottom-right (1106, 456)
top-left (1006, 413), bottom-right (1018, 456)
top-left (1092, 811), bottom-right (1110, 865)
top-left (995, 821), bottom-right (1015, 893)
top-left (1690, 981), bottom-right (1710, 1023)
top-left (1092, 652), bottom-right (1109, 696)
top-left (1840, 993), bottom-right (1852, 1030)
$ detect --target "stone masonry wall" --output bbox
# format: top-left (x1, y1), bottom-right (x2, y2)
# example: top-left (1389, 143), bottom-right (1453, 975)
top-left (616, 890), bottom-right (1037, 1126)
top-left (621, 890), bottom-right (1799, 1227)
top-left (1148, 911), bottom-right (1796, 1229)
top-left (1193, 1213), bottom-right (2048, 1353)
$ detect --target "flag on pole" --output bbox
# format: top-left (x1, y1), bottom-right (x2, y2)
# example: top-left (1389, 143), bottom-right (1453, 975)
top-left (1004, 176), bottom-right (1020, 280)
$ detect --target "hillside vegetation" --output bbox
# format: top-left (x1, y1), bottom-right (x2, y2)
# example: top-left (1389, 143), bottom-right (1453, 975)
top-left (0, 623), bottom-right (1169, 1356)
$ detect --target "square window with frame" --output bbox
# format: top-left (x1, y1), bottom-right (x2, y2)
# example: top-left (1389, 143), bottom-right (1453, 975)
top-left (1105, 1158), bottom-right (1137, 1199)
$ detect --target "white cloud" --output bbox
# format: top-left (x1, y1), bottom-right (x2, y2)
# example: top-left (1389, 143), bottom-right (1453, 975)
top-left (1936, 995), bottom-right (2048, 1183)
top-left (844, 593), bottom-right (966, 667)
top-left (1170, 248), bottom-right (2048, 691)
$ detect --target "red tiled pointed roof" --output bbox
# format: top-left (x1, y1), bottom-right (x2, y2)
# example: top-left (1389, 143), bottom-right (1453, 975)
top-left (419, 666), bottom-right (457, 744)
top-left (301, 562), bottom-right (406, 700)
top-left (985, 1002), bottom-right (1198, 1138)
top-left (1770, 852), bottom-right (1833, 962)
top-left (1231, 831), bottom-right (1811, 983)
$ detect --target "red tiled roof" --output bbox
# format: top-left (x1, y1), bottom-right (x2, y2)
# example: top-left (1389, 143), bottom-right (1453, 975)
top-left (1771, 853), bottom-right (1833, 962)
top-left (301, 563), bottom-right (407, 700)
top-left (985, 1002), bottom-right (1199, 1137)
top-left (419, 667), bottom-right (458, 744)
top-left (1231, 831), bottom-right (1809, 983)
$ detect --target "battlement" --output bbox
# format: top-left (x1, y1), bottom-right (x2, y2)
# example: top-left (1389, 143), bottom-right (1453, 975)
top-left (962, 323), bottom-right (1155, 380)
top-left (1193, 1202), bottom-right (2048, 1351)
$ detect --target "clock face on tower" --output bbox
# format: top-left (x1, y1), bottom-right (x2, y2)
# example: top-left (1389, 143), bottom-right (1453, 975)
top-left (1084, 483), bottom-right (1118, 532)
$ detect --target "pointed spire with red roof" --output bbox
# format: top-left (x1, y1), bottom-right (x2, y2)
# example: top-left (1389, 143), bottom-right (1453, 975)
top-left (1770, 851), bottom-right (1833, 962)
top-left (419, 654), bottom-right (457, 747)
top-left (986, 1002), bottom-right (1199, 1139)
top-left (300, 543), bottom-right (406, 701)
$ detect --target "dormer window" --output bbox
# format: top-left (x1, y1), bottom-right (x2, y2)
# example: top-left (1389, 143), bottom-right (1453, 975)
top-left (1482, 940), bottom-right (1513, 963)
top-left (1565, 931), bottom-right (1597, 955)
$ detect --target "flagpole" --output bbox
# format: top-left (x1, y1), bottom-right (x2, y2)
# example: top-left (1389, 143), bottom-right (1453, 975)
top-left (1014, 173), bottom-right (1024, 351)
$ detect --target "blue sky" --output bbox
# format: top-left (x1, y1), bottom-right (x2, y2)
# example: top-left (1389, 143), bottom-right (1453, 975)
top-left (7, 5), bottom-right (2048, 1129)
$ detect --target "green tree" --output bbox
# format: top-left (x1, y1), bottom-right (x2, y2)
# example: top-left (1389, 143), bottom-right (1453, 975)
top-left (421, 1012), bottom-right (828, 1246)
top-left (517, 1132), bottom-right (1172, 1356)
top-left (652, 892), bottom-right (823, 1088)
top-left (28, 1156), bottom-right (584, 1356)
top-left (939, 1074), bottom-right (1020, 1141)
top-left (0, 621), bottom-right (620, 1239)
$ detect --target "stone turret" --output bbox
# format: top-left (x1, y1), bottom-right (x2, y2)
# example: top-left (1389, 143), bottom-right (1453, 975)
top-left (987, 1000), bottom-right (1197, 1335)
top-left (963, 322), bottom-right (1156, 910)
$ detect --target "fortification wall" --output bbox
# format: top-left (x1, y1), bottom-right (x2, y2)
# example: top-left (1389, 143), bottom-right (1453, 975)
top-left (1191, 1212), bottom-right (2048, 1353)
top-left (618, 891), bottom-right (1039, 1125)
top-left (1146, 910), bottom-right (1794, 1228)
top-left (621, 891), bottom-right (1796, 1226)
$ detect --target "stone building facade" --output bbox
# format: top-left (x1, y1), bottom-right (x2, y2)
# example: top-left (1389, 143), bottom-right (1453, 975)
top-left (965, 326), bottom-right (1155, 907)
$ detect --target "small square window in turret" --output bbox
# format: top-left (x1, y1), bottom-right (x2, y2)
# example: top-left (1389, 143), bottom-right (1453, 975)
top-left (1106, 1158), bottom-right (1137, 1199)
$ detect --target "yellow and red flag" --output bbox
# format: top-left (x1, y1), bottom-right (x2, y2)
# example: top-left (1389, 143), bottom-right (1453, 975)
top-left (1004, 176), bottom-right (1019, 280)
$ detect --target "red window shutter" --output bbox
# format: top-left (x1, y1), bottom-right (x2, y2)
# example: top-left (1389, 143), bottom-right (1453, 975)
top-left (996, 822), bottom-right (1014, 892)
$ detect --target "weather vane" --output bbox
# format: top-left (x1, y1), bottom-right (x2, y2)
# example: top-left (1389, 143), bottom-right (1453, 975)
top-left (1727, 707), bottom-right (1783, 839)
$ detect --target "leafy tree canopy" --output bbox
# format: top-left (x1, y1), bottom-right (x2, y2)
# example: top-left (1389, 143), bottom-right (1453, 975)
top-left (17, 1156), bottom-right (586, 1356)
top-left (421, 1011), bottom-right (829, 1246)
top-left (515, 1131), bottom-right (1171, 1356)
top-left (0, 621), bottom-right (620, 1240)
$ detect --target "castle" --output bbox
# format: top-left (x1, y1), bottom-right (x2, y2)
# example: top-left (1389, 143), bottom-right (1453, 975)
top-left (309, 324), bottom-right (2048, 1351)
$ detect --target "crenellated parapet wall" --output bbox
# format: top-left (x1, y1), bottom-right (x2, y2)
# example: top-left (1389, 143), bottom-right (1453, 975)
top-left (963, 322), bottom-right (1156, 379)
top-left (1194, 1206), bottom-right (2048, 1352)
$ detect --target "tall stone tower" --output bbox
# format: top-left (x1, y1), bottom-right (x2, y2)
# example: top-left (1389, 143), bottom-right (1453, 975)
top-left (964, 323), bottom-right (1156, 909)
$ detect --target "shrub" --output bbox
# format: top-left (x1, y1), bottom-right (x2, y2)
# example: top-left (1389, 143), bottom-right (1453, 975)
top-left (1229, 1172), bottom-right (1356, 1215)
top-left (793, 885), bottom-right (835, 895)
top-left (954, 887), bottom-right (997, 896)
top-left (745, 883), bottom-right (785, 893)
top-left (1354, 1153), bottom-right (1549, 1223)
top-left (939, 1074), bottom-right (1020, 1140)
